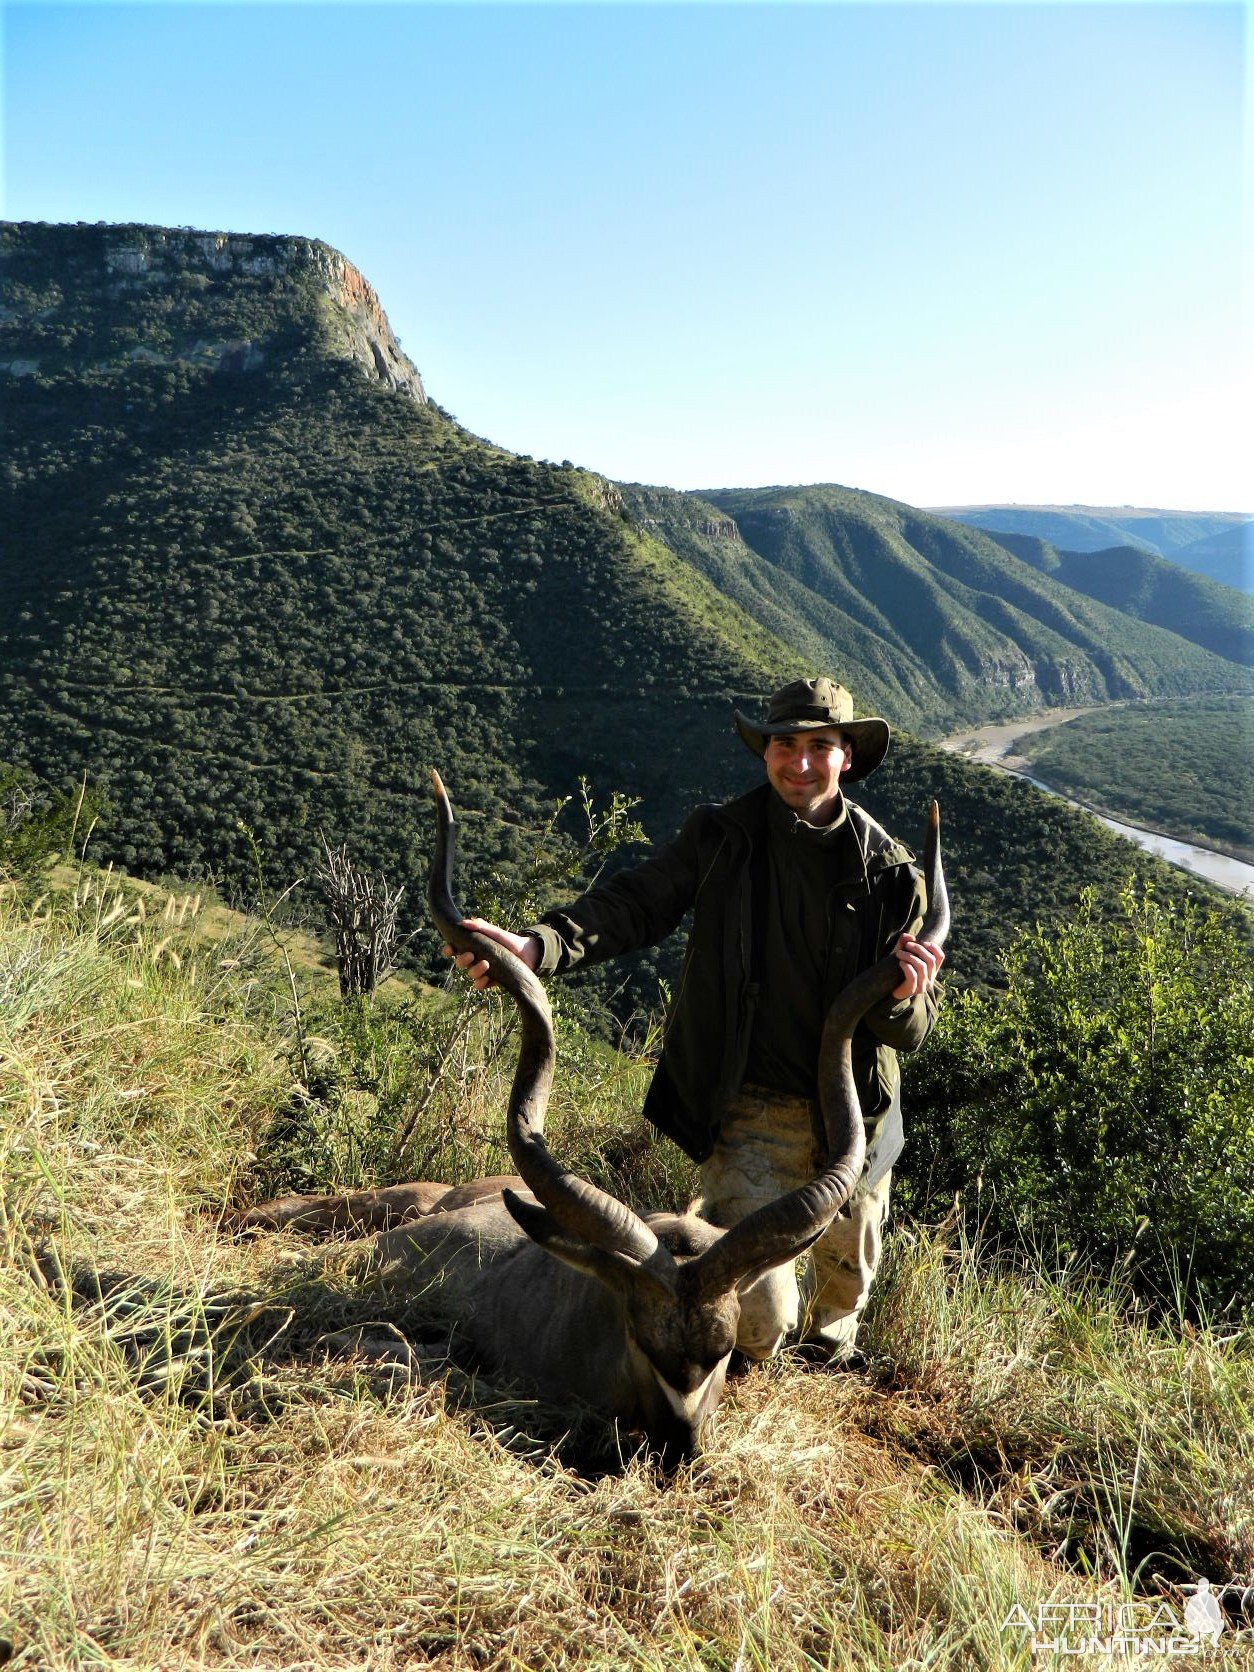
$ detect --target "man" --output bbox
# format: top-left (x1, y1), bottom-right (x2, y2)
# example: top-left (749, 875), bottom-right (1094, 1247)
top-left (444, 677), bottom-right (944, 1364)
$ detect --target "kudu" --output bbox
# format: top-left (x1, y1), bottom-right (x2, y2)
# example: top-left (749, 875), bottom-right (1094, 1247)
top-left (230, 771), bottom-right (949, 1465)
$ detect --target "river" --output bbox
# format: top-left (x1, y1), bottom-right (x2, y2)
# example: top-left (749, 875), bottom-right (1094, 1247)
top-left (939, 709), bottom-right (1254, 899)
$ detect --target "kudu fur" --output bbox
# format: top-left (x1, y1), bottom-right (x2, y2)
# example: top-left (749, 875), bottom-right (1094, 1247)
top-left (230, 771), bottom-right (949, 1464)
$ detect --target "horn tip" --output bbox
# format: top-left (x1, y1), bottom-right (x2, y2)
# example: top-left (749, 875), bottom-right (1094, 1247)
top-left (929, 798), bottom-right (940, 827)
top-left (430, 767), bottom-right (446, 797)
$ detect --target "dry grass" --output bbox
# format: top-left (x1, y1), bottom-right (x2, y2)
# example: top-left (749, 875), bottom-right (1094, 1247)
top-left (2, 879), bottom-right (1251, 1669)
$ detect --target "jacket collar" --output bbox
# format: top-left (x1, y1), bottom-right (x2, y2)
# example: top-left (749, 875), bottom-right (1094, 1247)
top-left (712, 783), bottom-right (866, 888)
top-left (711, 782), bottom-right (911, 881)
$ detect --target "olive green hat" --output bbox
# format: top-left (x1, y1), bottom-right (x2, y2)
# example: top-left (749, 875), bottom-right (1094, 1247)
top-left (733, 676), bottom-right (890, 783)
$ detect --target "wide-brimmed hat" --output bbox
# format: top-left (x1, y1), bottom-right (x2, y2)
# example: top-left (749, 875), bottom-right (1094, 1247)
top-left (733, 677), bottom-right (890, 783)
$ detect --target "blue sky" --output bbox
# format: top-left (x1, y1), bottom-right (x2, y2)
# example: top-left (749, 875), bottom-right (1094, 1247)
top-left (3, 1), bottom-right (1247, 509)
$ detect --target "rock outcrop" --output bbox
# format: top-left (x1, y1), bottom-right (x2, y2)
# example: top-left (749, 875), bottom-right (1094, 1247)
top-left (302, 239), bottom-right (426, 402)
top-left (0, 222), bottom-right (427, 403)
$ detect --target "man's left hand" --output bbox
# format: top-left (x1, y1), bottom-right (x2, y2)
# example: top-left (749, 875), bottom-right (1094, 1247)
top-left (891, 933), bottom-right (945, 1000)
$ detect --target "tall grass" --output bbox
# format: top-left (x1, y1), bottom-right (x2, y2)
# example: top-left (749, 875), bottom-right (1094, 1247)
top-left (1, 878), bottom-right (1250, 1668)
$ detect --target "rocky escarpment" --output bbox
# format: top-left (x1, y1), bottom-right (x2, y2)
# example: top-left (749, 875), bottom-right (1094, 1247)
top-left (302, 239), bottom-right (425, 402)
top-left (0, 222), bottom-right (426, 403)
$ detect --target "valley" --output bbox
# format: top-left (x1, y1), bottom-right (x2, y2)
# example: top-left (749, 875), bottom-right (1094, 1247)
top-left (945, 696), bottom-right (1253, 872)
top-left (942, 698), bottom-right (1254, 892)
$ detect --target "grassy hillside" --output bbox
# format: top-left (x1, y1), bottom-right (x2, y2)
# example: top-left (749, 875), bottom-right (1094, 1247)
top-left (2, 869), bottom-right (1251, 1667)
top-left (618, 483), bottom-right (957, 731)
top-left (974, 532), bottom-right (1252, 667)
top-left (1012, 696), bottom-right (1254, 864)
top-left (685, 484), bottom-right (1247, 734)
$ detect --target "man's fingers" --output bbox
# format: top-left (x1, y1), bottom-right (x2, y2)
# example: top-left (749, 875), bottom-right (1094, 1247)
top-left (908, 940), bottom-right (945, 976)
top-left (442, 916), bottom-right (534, 990)
top-left (893, 934), bottom-right (945, 997)
top-left (442, 944), bottom-right (496, 989)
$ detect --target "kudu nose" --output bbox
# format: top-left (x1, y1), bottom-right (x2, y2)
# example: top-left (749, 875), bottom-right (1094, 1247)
top-left (650, 1415), bottom-right (705, 1474)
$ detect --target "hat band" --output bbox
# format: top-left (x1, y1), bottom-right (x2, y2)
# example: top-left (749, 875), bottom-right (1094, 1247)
top-left (766, 703), bottom-right (848, 725)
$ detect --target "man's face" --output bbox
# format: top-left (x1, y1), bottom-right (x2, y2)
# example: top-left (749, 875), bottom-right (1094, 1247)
top-left (763, 727), bottom-right (851, 824)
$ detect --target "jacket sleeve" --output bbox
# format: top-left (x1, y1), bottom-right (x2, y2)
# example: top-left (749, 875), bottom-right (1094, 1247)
top-left (522, 807), bottom-right (710, 976)
top-left (859, 860), bottom-right (940, 1055)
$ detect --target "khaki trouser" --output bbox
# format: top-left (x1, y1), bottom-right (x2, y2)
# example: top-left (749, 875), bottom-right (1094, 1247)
top-left (696, 1084), bottom-right (892, 1362)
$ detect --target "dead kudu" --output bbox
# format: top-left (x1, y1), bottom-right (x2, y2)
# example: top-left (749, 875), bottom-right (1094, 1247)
top-left (229, 771), bottom-right (949, 1465)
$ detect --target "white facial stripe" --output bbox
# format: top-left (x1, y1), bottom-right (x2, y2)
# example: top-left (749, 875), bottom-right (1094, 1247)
top-left (652, 1366), bottom-right (717, 1423)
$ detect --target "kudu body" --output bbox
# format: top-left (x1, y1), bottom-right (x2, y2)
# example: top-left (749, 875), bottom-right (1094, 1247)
top-left (230, 772), bottom-right (949, 1463)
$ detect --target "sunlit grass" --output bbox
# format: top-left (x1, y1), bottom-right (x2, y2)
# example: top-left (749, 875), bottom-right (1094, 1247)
top-left (1, 879), bottom-right (1249, 1668)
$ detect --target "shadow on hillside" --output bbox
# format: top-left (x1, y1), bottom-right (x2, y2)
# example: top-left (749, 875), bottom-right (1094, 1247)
top-left (30, 1245), bottom-right (651, 1482)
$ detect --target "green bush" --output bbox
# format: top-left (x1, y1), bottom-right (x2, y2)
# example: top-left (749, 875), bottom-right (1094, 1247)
top-left (0, 763), bottom-right (103, 895)
top-left (898, 878), bottom-right (1254, 1317)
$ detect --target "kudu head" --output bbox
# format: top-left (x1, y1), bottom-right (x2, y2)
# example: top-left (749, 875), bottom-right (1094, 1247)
top-left (428, 770), bottom-right (949, 1465)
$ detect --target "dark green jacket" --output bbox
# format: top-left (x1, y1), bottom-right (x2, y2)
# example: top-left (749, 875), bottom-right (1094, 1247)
top-left (526, 783), bottom-right (937, 1169)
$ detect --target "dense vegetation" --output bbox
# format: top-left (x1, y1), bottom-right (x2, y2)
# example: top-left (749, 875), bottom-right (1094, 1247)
top-left (1, 227), bottom-right (793, 944)
top-left (2, 833), bottom-right (1251, 1666)
top-left (975, 532), bottom-right (1252, 666)
top-left (0, 763), bottom-right (102, 895)
top-left (899, 878), bottom-right (1254, 1317)
top-left (1011, 697), bottom-right (1254, 864)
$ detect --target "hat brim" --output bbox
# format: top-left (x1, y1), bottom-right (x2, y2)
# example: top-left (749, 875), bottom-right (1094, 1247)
top-left (733, 710), bottom-right (890, 783)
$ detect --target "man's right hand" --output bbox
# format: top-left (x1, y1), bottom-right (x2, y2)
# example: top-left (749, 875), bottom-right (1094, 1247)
top-left (442, 917), bottom-right (541, 992)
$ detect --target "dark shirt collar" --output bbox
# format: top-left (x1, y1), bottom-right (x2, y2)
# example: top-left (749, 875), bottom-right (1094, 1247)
top-left (766, 787), bottom-right (869, 887)
top-left (766, 786), bottom-right (848, 843)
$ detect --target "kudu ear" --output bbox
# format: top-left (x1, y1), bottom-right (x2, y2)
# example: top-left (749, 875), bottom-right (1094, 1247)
top-left (503, 1189), bottom-right (673, 1299)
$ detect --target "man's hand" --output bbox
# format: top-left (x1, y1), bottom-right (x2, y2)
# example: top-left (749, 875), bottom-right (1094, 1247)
top-left (890, 933), bottom-right (945, 1001)
top-left (442, 917), bottom-right (541, 992)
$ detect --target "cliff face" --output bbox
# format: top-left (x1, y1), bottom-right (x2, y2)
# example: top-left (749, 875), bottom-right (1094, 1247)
top-left (0, 222), bottom-right (426, 402)
top-left (303, 238), bottom-right (426, 402)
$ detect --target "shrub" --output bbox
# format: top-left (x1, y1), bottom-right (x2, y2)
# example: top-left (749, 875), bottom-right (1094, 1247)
top-left (898, 878), bottom-right (1254, 1317)
top-left (0, 765), bottom-right (104, 897)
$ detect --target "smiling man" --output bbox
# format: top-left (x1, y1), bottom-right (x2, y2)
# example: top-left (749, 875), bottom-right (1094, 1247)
top-left (445, 677), bottom-right (945, 1365)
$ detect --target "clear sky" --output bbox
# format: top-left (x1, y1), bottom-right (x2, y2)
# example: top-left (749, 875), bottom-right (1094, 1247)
top-left (2, 1), bottom-right (1248, 510)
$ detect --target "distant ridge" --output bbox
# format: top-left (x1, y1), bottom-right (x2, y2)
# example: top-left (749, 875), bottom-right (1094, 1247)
top-left (971, 532), bottom-right (1252, 667)
top-left (929, 503), bottom-right (1252, 592)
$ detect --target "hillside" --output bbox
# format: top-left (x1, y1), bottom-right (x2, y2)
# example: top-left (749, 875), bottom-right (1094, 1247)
top-left (974, 532), bottom-right (1253, 667)
top-left (2, 843), bottom-right (1251, 1667)
top-left (678, 483), bottom-right (1248, 731)
top-left (0, 222), bottom-right (796, 892)
top-left (1172, 520), bottom-right (1252, 593)
top-left (1, 220), bottom-right (1244, 1000)
top-left (932, 503), bottom-right (1252, 592)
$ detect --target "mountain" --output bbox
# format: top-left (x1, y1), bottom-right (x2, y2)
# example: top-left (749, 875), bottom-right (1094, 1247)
top-left (1, 221), bottom-right (1243, 999)
top-left (1169, 522), bottom-right (1251, 594)
top-left (1, 223), bottom-right (802, 881)
top-left (930, 504), bottom-right (1252, 592)
top-left (972, 532), bottom-right (1252, 668)
top-left (657, 483), bottom-right (1248, 732)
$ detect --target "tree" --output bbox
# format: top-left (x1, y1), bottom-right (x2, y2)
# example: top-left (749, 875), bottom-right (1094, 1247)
top-left (314, 835), bottom-right (407, 999)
